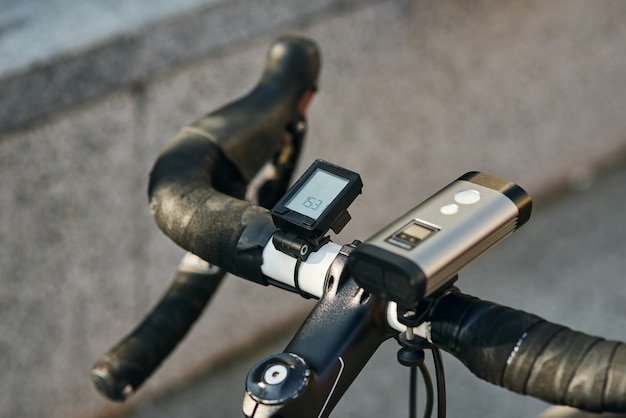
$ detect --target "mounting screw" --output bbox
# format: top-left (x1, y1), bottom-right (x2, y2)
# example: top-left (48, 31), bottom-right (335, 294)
top-left (263, 364), bottom-right (289, 385)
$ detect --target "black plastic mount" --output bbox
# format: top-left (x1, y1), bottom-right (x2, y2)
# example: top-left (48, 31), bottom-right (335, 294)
top-left (272, 230), bottom-right (331, 261)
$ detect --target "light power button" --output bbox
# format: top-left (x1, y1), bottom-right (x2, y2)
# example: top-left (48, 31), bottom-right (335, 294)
top-left (454, 189), bottom-right (481, 205)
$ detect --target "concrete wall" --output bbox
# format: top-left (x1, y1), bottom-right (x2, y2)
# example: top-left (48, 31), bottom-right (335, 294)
top-left (1, 1), bottom-right (625, 417)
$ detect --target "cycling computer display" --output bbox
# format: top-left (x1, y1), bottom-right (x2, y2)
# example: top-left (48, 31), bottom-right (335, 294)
top-left (271, 160), bottom-right (362, 243)
top-left (284, 170), bottom-right (349, 220)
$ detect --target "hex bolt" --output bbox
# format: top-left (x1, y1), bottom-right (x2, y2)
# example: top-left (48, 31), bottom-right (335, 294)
top-left (263, 364), bottom-right (289, 385)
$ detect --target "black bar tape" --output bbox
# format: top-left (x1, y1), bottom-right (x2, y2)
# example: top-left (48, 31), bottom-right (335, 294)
top-left (148, 35), bottom-right (320, 281)
top-left (148, 135), bottom-right (272, 280)
top-left (91, 266), bottom-right (226, 401)
top-left (188, 35), bottom-right (320, 182)
top-left (429, 292), bottom-right (626, 413)
top-left (94, 35), bottom-right (321, 403)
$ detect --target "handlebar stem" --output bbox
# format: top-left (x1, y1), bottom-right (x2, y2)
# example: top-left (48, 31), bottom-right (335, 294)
top-left (245, 243), bottom-right (394, 418)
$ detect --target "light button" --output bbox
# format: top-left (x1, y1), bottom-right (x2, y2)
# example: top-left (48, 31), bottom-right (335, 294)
top-left (440, 204), bottom-right (459, 215)
top-left (454, 189), bottom-right (481, 205)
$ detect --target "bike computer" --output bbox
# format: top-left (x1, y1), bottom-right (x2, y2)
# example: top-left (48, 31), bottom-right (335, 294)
top-left (271, 159), bottom-right (362, 259)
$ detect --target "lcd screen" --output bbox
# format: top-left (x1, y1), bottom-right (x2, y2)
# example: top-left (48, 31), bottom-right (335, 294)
top-left (285, 168), bottom-right (349, 220)
top-left (402, 223), bottom-right (435, 241)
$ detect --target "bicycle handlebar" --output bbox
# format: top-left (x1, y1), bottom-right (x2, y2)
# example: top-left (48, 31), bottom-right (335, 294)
top-left (91, 254), bottom-right (225, 401)
top-left (148, 35), bottom-right (320, 283)
top-left (91, 35), bottom-right (320, 401)
top-left (429, 291), bottom-right (626, 413)
top-left (92, 35), bottom-right (626, 416)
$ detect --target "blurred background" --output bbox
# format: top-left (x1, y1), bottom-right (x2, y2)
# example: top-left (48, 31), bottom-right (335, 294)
top-left (1, 0), bottom-right (625, 417)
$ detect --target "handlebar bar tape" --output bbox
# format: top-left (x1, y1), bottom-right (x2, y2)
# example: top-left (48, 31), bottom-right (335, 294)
top-left (188, 35), bottom-right (320, 182)
top-left (91, 256), bottom-right (226, 401)
top-left (429, 292), bottom-right (626, 413)
top-left (148, 35), bottom-right (320, 284)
